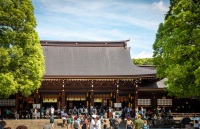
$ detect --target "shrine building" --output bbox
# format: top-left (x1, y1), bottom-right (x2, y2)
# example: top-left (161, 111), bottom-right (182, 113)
top-left (1, 40), bottom-right (200, 113)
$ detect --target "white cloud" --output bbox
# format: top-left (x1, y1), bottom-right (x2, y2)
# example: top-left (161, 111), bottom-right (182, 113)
top-left (34, 0), bottom-right (168, 31)
top-left (152, 1), bottom-right (169, 12)
top-left (33, 0), bottom-right (169, 58)
top-left (133, 51), bottom-right (153, 59)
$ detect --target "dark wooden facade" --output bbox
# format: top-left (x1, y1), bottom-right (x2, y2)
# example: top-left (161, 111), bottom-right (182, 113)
top-left (1, 40), bottom-right (200, 113)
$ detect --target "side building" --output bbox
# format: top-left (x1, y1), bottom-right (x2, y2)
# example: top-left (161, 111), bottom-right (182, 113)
top-left (1, 40), bottom-right (200, 114)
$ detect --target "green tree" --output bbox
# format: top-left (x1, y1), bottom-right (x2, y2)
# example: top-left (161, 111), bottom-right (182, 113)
top-left (0, 0), bottom-right (45, 98)
top-left (153, 0), bottom-right (200, 98)
top-left (132, 58), bottom-right (153, 65)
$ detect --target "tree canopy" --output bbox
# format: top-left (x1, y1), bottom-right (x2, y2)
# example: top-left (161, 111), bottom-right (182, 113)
top-left (153, 0), bottom-right (200, 98)
top-left (0, 0), bottom-right (45, 98)
top-left (132, 58), bottom-right (153, 65)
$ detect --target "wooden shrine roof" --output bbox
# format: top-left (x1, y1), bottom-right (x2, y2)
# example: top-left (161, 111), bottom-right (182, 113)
top-left (139, 78), bottom-right (167, 91)
top-left (41, 40), bottom-right (156, 78)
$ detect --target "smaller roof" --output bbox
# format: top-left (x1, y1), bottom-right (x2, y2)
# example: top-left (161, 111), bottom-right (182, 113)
top-left (139, 78), bottom-right (167, 91)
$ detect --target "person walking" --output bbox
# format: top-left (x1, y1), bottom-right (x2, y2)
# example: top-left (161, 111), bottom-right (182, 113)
top-left (103, 119), bottom-right (108, 129)
top-left (82, 116), bottom-right (89, 129)
top-left (50, 115), bottom-right (54, 129)
top-left (126, 116), bottom-right (133, 129)
top-left (141, 120), bottom-right (149, 129)
top-left (112, 116), bottom-right (120, 129)
top-left (134, 115), bottom-right (144, 129)
top-left (73, 116), bottom-right (80, 129)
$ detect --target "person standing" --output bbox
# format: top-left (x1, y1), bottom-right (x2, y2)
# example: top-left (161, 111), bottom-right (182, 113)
top-left (99, 106), bottom-right (104, 119)
top-left (96, 116), bottom-right (101, 129)
top-left (135, 108), bottom-right (139, 118)
top-left (141, 120), bottom-right (149, 129)
top-left (182, 116), bottom-right (191, 128)
top-left (46, 107), bottom-right (50, 118)
top-left (156, 107), bottom-right (160, 117)
top-left (41, 107), bottom-right (44, 118)
top-left (14, 109), bottom-right (19, 120)
top-left (139, 107), bottom-right (144, 118)
top-left (73, 116), bottom-right (80, 129)
top-left (103, 119), bottom-right (108, 129)
top-left (90, 115), bottom-right (97, 129)
top-left (34, 107), bottom-right (37, 119)
top-left (134, 115), bottom-right (144, 129)
top-left (161, 107), bottom-right (165, 119)
top-left (194, 120), bottom-right (199, 129)
top-left (113, 116), bottom-right (120, 129)
top-left (147, 110), bottom-right (152, 121)
top-left (126, 116), bottom-right (133, 129)
top-left (82, 116), bottom-right (89, 129)
top-left (50, 115), bottom-right (54, 129)
top-left (50, 106), bottom-right (54, 116)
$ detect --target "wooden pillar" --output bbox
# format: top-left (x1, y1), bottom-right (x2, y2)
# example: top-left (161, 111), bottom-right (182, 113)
top-left (62, 91), bottom-right (66, 107)
top-left (128, 94), bottom-right (131, 107)
top-left (15, 93), bottom-right (19, 110)
top-left (35, 90), bottom-right (39, 104)
top-left (116, 93), bottom-right (120, 103)
top-left (151, 96), bottom-right (156, 111)
top-left (110, 92), bottom-right (115, 108)
top-left (172, 97), bottom-right (177, 112)
top-left (134, 91), bottom-right (138, 111)
top-left (130, 94), bottom-right (134, 108)
top-left (116, 80), bottom-right (120, 103)
top-left (90, 80), bottom-right (94, 107)
top-left (134, 79), bottom-right (141, 111)
top-left (91, 92), bottom-right (94, 107)
top-left (86, 92), bottom-right (89, 108)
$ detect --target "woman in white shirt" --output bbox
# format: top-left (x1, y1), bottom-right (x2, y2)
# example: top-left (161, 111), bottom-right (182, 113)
top-left (96, 116), bottom-right (101, 129)
top-left (194, 120), bottom-right (199, 129)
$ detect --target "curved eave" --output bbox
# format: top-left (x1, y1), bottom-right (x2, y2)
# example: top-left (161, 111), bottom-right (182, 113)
top-left (138, 87), bottom-right (165, 91)
top-left (43, 74), bottom-right (156, 79)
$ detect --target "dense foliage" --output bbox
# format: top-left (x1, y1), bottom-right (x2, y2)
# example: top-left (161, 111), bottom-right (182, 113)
top-left (153, 0), bottom-right (200, 98)
top-left (0, 0), bottom-right (45, 98)
top-left (132, 58), bottom-right (153, 65)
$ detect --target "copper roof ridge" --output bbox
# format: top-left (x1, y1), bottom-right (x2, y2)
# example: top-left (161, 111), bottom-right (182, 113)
top-left (40, 39), bottom-right (130, 48)
top-left (42, 74), bottom-right (156, 79)
top-left (40, 39), bottom-right (130, 43)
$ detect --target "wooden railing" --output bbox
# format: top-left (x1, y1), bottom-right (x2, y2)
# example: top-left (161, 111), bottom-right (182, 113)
top-left (172, 113), bottom-right (200, 118)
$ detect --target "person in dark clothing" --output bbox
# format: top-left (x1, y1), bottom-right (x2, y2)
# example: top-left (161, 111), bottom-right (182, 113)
top-left (82, 116), bottom-right (88, 129)
top-left (182, 116), bottom-right (191, 128)
top-left (121, 110), bottom-right (125, 124)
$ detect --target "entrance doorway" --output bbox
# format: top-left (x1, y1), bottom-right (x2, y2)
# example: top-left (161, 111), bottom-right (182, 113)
top-left (43, 103), bottom-right (57, 110)
top-left (94, 99), bottom-right (109, 110)
top-left (67, 100), bottom-right (86, 109)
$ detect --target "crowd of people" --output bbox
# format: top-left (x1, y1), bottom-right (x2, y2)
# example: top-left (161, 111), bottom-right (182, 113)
top-left (57, 106), bottom-right (152, 129)
top-left (1, 105), bottom-right (200, 129)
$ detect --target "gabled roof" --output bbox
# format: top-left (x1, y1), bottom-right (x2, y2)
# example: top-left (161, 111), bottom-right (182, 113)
top-left (41, 40), bottom-right (156, 78)
top-left (139, 78), bottom-right (167, 91)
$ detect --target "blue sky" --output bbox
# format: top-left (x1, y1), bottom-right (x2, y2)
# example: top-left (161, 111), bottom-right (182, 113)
top-left (32, 0), bottom-right (169, 58)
